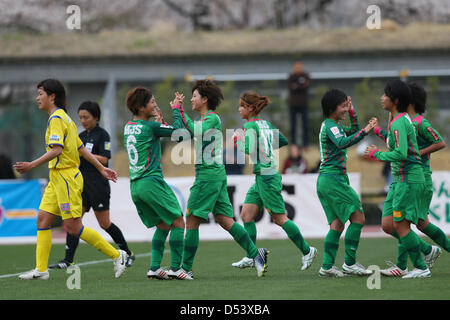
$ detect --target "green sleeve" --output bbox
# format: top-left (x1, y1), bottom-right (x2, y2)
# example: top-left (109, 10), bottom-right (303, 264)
top-left (236, 123), bottom-right (256, 155)
top-left (374, 127), bottom-right (388, 142)
top-left (374, 121), bottom-right (408, 162)
top-left (326, 123), bottom-right (366, 149)
top-left (342, 110), bottom-right (360, 134)
top-left (145, 108), bottom-right (184, 138)
top-left (420, 118), bottom-right (443, 144)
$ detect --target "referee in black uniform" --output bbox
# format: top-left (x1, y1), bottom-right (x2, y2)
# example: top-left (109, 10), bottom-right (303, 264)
top-left (50, 101), bottom-right (134, 268)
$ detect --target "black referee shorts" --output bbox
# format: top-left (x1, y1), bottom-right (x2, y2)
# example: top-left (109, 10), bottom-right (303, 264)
top-left (81, 174), bottom-right (111, 212)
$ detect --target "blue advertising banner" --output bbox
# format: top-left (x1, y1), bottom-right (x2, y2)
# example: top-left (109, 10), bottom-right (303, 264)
top-left (0, 180), bottom-right (43, 237)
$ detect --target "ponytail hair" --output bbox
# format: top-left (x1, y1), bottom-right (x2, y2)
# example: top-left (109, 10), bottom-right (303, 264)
top-left (240, 91), bottom-right (270, 115)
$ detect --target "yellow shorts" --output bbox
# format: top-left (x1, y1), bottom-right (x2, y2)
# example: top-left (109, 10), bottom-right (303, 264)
top-left (39, 167), bottom-right (84, 220)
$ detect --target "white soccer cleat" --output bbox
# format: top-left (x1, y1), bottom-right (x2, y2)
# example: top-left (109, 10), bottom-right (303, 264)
top-left (342, 262), bottom-right (373, 276)
top-left (147, 267), bottom-right (169, 280)
top-left (254, 248), bottom-right (269, 277)
top-left (380, 261), bottom-right (408, 277)
top-left (232, 256), bottom-right (254, 269)
top-left (319, 266), bottom-right (347, 278)
top-left (18, 268), bottom-right (49, 280)
top-left (113, 250), bottom-right (128, 278)
top-left (402, 268), bottom-right (431, 279)
top-left (167, 268), bottom-right (193, 280)
top-left (301, 247), bottom-right (318, 271)
top-left (424, 246), bottom-right (441, 269)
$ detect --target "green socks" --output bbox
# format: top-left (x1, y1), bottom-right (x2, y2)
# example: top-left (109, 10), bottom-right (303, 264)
top-left (282, 220), bottom-right (310, 255)
top-left (229, 223), bottom-right (258, 259)
top-left (182, 229), bottom-right (199, 272)
top-left (244, 221), bottom-right (257, 244)
top-left (400, 230), bottom-right (427, 270)
top-left (150, 228), bottom-right (169, 271)
top-left (322, 229), bottom-right (342, 270)
top-left (169, 227), bottom-right (185, 270)
top-left (344, 223), bottom-right (363, 266)
top-left (422, 223), bottom-right (450, 252)
top-left (391, 231), bottom-right (408, 270)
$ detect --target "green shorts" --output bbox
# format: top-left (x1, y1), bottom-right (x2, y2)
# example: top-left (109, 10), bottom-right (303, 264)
top-left (187, 178), bottom-right (234, 221)
top-left (244, 173), bottom-right (286, 215)
top-left (130, 176), bottom-right (182, 228)
top-left (316, 173), bottom-right (363, 225)
top-left (382, 181), bottom-right (425, 224)
top-left (419, 174), bottom-right (433, 218)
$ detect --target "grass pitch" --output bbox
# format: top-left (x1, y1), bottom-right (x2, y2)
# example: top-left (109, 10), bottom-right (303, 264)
top-left (0, 238), bottom-right (449, 300)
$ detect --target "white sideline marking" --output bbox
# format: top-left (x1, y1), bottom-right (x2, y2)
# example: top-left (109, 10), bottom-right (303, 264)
top-left (0, 251), bottom-right (168, 279)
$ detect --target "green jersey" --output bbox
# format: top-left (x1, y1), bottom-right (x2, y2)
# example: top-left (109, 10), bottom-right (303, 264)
top-left (181, 110), bottom-right (226, 180)
top-left (318, 111), bottom-right (366, 175)
top-left (235, 117), bottom-right (288, 175)
top-left (372, 112), bottom-right (424, 183)
top-left (124, 109), bottom-right (182, 182)
top-left (411, 114), bottom-right (443, 176)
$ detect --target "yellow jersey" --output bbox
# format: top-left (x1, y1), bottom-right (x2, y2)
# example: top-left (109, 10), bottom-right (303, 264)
top-left (45, 108), bottom-right (83, 169)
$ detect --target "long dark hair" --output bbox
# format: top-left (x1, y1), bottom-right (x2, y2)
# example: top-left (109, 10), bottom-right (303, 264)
top-left (37, 79), bottom-right (67, 112)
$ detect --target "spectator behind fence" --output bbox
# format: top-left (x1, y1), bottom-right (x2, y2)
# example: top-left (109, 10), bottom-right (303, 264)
top-left (288, 60), bottom-right (310, 148)
top-left (0, 154), bottom-right (16, 179)
top-left (282, 144), bottom-right (308, 174)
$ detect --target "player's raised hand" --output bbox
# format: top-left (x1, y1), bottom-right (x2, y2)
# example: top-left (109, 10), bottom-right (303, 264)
top-left (101, 167), bottom-right (118, 183)
top-left (347, 96), bottom-right (354, 112)
top-left (153, 106), bottom-right (164, 123)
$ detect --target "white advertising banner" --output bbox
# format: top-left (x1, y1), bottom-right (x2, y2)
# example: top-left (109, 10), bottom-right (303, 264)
top-left (412, 171), bottom-right (450, 235)
top-left (82, 173), bottom-right (361, 242)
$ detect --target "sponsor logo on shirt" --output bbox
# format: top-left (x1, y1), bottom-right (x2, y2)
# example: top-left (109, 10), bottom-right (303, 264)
top-left (49, 135), bottom-right (61, 142)
top-left (393, 211), bottom-right (402, 218)
top-left (394, 130), bottom-right (399, 148)
top-left (61, 203), bottom-right (71, 212)
top-left (427, 127), bottom-right (439, 141)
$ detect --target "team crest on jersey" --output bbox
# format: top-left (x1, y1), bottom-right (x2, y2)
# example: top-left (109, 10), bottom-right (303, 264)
top-left (61, 203), bottom-right (70, 212)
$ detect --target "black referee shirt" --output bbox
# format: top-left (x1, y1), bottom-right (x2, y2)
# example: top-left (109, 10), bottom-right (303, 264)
top-left (79, 125), bottom-right (111, 177)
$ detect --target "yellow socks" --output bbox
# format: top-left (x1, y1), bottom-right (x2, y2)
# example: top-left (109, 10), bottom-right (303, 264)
top-left (79, 226), bottom-right (119, 260)
top-left (36, 228), bottom-right (52, 272)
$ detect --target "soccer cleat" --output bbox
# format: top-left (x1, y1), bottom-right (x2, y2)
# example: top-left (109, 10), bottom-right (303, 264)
top-left (113, 250), bottom-right (128, 278)
top-left (48, 260), bottom-right (74, 269)
top-left (380, 261), bottom-right (408, 277)
top-left (402, 268), bottom-right (431, 279)
top-left (126, 251), bottom-right (136, 267)
top-left (301, 247), bottom-right (317, 271)
top-left (147, 267), bottom-right (169, 280)
top-left (319, 266), bottom-right (347, 278)
top-left (342, 262), bottom-right (373, 276)
top-left (254, 248), bottom-right (269, 277)
top-left (232, 256), bottom-right (254, 269)
top-left (424, 246), bottom-right (441, 269)
top-left (187, 270), bottom-right (194, 279)
top-left (18, 268), bottom-right (49, 280)
top-left (167, 268), bottom-right (193, 280)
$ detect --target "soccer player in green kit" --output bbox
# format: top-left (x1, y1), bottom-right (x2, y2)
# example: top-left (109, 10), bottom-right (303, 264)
top-left (374, 82), bottom-right (447, 277)
top-left (317, 89), bottom-right (377, 277)
top-left (173, 80), bottom-right (268, 278)
top-left (365, 79), bottom-right (431, 278)
top-left (231, 91), bottom-right (317, 272)
top-left (124, 87), bottom-right (192, 280)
